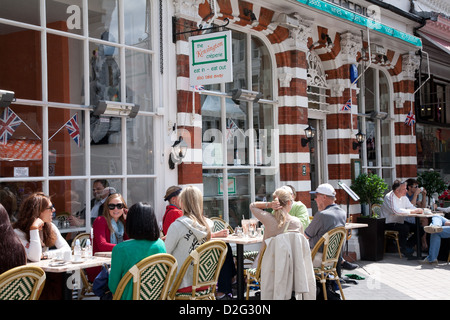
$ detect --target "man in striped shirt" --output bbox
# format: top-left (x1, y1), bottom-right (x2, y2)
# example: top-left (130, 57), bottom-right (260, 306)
top-left (380, 180), bottom-right (424, 257)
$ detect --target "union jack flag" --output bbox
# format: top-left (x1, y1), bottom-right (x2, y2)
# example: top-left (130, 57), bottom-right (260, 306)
top-left (65, 114), bottom-right (80, 147)
top-left (341, 99), bottom-right (352, 111)
top-left (0, 107), bottom-right (23, 144)
top-left (405, 111), bottom-right (416, 126)
top-left (192, 85), bottom-right (205, 91)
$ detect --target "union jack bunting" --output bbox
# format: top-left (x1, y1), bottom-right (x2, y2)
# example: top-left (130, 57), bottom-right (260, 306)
top-left (341, 99), bottom-right (352, 111)
top-left (404, 111), bottom-right (416, 126)
top-left (65, 114), bottom-right (80, 146)
top-left (192, 85), bottom-right (205, 91)
top-left (0, 107), bottom-right (23, 144)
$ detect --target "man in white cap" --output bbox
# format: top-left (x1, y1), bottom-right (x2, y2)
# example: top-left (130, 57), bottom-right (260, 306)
top-left (305, 183), bottom-right (347, 267)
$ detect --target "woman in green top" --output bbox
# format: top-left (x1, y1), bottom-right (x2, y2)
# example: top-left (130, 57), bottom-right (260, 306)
top-left (108, 202), bottom-right (166, 300)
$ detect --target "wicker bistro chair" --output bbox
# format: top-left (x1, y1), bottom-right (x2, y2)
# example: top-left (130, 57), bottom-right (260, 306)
top-left (0, 266), bottom-right (46, 300)
top-left (113, 253), bottom-right (178, 300)
top-left (169, 240), bottom-right (228, 300)
top-left (71, 233), bottom-right (95, 299)
top-left (311, 227), bottom-right (346, 300)
top-left (244, 245), bottom-right (266, 300)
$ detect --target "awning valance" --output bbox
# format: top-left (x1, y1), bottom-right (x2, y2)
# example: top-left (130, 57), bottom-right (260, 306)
top-left (418, 31), bottom-right (450, 55)
top-left (295, 0), bottom-right (422, 47)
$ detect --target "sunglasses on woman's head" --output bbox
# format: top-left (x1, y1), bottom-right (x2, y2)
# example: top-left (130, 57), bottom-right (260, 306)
top-left (108, 203), bottom-right (124, 210)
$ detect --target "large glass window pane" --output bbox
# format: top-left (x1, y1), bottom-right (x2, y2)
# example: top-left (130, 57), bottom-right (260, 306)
top-left (90, 115), bottom-right (122, 175)
top-left (0, 105), bottom-right (43, 177)
top-left (46, 0), bottom-right (83, 35)
top-left (127, 116), bottom-right (153, 174)
top-left (0, 181), bottom-right (43, 222)
top-left (255, 169), bottom-right (276, 202)
top-left (202, 95), bottom-right (223, 166)
top-left (88, 0), bottom-right (119, 42)
top-left (226, 99), bottom-right (249, 166)
top-left (379, 71), bottom-right (389, 113)
top-left (125, 50), bottom-right (153, 111)
top-left (253, 103), bottom-right (274, 166)
top-left (47, 35), bottom-right (84, 104)
top-left (364, 68), bottom-right (375, 114)
top-left (124, 0), bottom-right (151, 49)
top-left (203, 169), bottom-right (224, 219)
top-left (0, 25), bottom-right (41, 101)
top-left (0, 0), bottom-right (40, 26)
top-left (127, 178), bottom-right (154, 207)
top-left (48, 109), bottom-right (85, 176)
top-left (366, 119), bottom-right (377, 167)
top-left (228, 169), bottom-right (250, 227)
top-left (251, 36), bottom-right (272, 100)
top-left (225, 32), bottom-right (247, 93)
top-left (49, 179), bottom-right (86, 240)
top-left (381, 121), bottom-right (391, 166)
top-left (89, 41), bottom-right (121, 106)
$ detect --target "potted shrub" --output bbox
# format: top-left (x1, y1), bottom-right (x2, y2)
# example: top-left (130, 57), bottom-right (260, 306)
top-left (351, 173), bottom-right (388, 261)
top-left (417, 169), bottom-right (447, 207)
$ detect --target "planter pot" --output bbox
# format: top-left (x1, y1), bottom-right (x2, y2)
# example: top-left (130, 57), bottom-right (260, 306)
top-left (357, 217), bottom-right (386, 261)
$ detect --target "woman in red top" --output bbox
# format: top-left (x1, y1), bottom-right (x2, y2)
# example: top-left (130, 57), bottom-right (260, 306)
top-left (87, 193), bottom-right (129, 282)
top-left (162, 186), bottom-right (182, 235)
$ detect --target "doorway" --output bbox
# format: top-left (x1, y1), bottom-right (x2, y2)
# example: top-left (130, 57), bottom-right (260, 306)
top-left (307, 117), bottom-right (326, 215)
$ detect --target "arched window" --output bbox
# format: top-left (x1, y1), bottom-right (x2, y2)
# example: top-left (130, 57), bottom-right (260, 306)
top-left (201, 30), bottom-right (276, 228)
top-left (357, 67), bottom-right (394, 185)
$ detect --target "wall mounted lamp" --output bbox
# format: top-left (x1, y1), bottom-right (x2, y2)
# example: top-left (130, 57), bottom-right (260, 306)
top-left (93, 100), bottom-right (140, 118)
top-left (0, 90), bottom-right (15, 109)
top-left (229, 89), bottom-right (262, 105)
top-left (169, 136), bottom-right (188, 170)
top-left (301, 125), bottom-right (316, 147)
top-left (352, 131), bottom-right (366, 150)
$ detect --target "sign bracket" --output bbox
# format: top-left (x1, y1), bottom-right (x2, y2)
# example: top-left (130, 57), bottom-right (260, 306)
top-left (172, 17), bottom-right (229, 43)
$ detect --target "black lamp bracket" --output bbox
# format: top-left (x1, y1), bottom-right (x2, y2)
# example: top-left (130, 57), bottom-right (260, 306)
top-left (172, 17), bottom-right (229, 43)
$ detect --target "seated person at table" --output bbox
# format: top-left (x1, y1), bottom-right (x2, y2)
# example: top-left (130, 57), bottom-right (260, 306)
top-left (87, 193), bottom-right (129, 282)
top-left (165, 186), bottom-right (215, 294)
top-left (162, 186), bottom-right (183, 236)
top-left (405, 178), bottom-right (428, 251)
top-left (13, 192), bottom-right (71, 262)
top-left (164, 185), bottom-right (233, 299)
top-left (283, 185), bottom-right (310, 231)
top-left (0, 204), bottom-right (27, 274)
top-left (108, 202), bottom-right (166, 300)
top-left (380, 180), bottom-right (424, 257)
top-left (304, 184), bottom-right (346, 268)
top-left (250, 187), bottom-right (303, 251)
top-left (419, 206), bottom-right (450, 265)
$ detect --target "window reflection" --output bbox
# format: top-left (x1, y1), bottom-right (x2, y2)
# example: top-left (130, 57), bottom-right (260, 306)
top-left (0, 181), bottom-right (43, 223)
top-left (0, 105), bottom-right (43, 177)
top-left (88, 0), bottom-right (119, 41)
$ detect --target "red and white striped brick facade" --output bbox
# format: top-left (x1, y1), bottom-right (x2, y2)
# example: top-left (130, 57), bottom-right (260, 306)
top-left (173, 0), bottom-right (419, 211)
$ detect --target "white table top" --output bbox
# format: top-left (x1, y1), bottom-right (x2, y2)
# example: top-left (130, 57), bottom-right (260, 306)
top-left (28, 256), bottom-right (111, 273)
top-left (214, 235), bottom-right (263, 245)
top-left (398, 211), bottom-right (443, 218)
top-left (345, 222), bottom-right (368, 229)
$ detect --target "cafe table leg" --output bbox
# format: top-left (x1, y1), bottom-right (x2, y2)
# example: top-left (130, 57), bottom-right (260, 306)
top-left (236, 243), bottom-right (244, 300)
top-left (415, 217), bottom-right (422, 259)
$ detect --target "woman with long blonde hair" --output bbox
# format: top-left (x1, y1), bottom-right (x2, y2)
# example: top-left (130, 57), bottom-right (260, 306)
top-left (165, 185), bottom-right (214, 292)
top-left (250, 187), bottom-right (303, 248)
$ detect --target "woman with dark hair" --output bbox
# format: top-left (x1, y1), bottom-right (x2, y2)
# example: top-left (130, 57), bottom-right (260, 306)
top-left (13, 192), bottom-right (70, 262)
top-left (0, 204), bottom-right (27, 274)
top-left (108, 202), bottom-right (166, 300)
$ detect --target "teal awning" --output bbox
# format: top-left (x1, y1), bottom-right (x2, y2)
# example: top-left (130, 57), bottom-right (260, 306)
top-left (296, 0), bottom-right (422, 47)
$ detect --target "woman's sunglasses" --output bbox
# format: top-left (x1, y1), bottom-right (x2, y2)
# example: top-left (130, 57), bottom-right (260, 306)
top-left (108, 203), bottom-right (125, 210)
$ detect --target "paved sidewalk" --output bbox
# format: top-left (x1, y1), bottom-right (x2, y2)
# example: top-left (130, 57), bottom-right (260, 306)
top-left (341, 252), bottom-right (450, 300)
